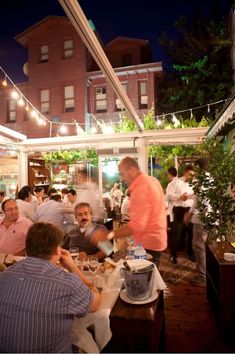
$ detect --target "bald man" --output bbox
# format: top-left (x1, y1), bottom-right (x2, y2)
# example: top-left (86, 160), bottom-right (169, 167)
top-left (92, 157), bottom-right (167, 266)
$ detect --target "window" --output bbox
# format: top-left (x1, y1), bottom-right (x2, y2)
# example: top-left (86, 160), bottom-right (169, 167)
top-left (7, 100), bottom-right (16, 122)
top-left (95, 87), bottom-right (106, 112)
top-left (64, 85), bottom-right (75, 112)
top-left (40, 89), bottom-right (50, 114)
top-left (138, 81), bottom-right (148, 109)
top-left (122, 53), bottom-right (132, 67)
top-left (64, 39), bottom-right (74, 58)
top-left (115, 83), bottom-right (127, 111)
top-left (40, 45), bottom-right (49, 62)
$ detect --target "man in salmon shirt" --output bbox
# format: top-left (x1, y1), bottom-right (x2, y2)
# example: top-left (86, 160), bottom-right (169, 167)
top-left (92, 156), bottom-right (167, 266)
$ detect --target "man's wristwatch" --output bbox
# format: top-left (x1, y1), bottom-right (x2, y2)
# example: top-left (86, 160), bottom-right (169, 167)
top-left (106, 231), bottom-right (115, 240)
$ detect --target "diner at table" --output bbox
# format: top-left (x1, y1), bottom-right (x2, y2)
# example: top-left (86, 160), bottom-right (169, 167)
top-left (0, 199), bottom-right (32, 256)
top-left (0, 220), bottom-right (166, 353)
top-left (0, 222), bottom-right (101, 353)
top-left (62, 202), bottom-right (108, 261)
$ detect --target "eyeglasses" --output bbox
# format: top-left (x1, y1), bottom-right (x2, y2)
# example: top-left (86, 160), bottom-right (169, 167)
top-left (4, 207), bottom-right (18, 212)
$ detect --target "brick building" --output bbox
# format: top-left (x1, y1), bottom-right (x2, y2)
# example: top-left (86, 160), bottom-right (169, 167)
top-left (0, 16), bottom-right (163, 138)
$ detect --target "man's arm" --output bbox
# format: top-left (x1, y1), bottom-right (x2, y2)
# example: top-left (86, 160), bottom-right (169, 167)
top-left (91, 223), bottom-right (131, 247)
top-left (60, 249), bottom-right (101, 312)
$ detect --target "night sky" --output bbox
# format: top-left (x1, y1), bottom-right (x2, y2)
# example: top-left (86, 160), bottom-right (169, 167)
top-left (0, 0), bottom-right (233, 83)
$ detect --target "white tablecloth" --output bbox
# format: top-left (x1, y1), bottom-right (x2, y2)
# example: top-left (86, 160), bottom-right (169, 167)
top-left (72, 263), bottom-right (124, 353)
top-left (72, 259), bottom-right (166, 353)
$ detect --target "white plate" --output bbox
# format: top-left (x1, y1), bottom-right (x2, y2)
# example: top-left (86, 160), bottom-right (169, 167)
top-left (120, 289), bottom-right (158, 305)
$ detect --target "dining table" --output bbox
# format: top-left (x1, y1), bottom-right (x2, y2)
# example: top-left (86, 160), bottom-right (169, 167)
top-left (72, 258), bottom-right (166, 353)
top-left (0, 252), bottom-right (166, 353)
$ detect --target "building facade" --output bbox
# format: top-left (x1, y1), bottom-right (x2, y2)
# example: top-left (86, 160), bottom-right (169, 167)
top-left (0, 16), bottom-right (163, 138)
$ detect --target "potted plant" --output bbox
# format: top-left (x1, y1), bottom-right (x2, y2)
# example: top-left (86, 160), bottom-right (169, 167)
top-left (191, 139), bottom-right (235, 242)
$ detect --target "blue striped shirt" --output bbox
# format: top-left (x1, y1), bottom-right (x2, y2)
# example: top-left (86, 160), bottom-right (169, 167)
top-left (0, 257), bottom-right (92, 353)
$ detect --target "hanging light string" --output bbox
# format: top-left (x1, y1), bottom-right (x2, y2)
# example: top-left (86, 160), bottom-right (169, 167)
top-left (154, 99), bottom-right (226, 122)
top-left (0, 66), bottom-right (227, 133)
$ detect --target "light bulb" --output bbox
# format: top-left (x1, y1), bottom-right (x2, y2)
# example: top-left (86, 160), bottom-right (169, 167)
top-left (31, 110), bottom-right (37, 118)
top-left (172, 114), bottom-right (177, 123)
top-left (18, 97), bottom-right (24, 106)
top-left (11, 90), bottom-right (19, 99)
top-left (60, 125), bottom-right (68, 134)
top-left (2, 78), bottom-right (7, 86)
top-left (91, 126), bottom-right (97, 134)
top-left (156, 119), bottom-right (162, 126)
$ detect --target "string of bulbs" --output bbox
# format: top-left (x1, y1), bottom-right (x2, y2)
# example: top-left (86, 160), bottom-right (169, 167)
top-left (0, 66), bottom-right (227, 135)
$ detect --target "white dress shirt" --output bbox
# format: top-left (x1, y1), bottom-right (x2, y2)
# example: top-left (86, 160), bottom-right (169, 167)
top-left (35, 200), bottom-right (74, 233)
top-left (165, 177), bottom-right (180, 222)
top-left (16, 199), bottom-right (36, 222)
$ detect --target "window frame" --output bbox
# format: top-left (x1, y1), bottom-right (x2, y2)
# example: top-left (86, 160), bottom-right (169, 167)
top-left (64, 39), bottom-right (74, 58)
top-left (64, 85), bottom-right (75, 112)
top-left (40, 89), bottom-right (50, 115)
top-left (40, 44), bottom-right (49, 62)
top-left (95, 87), bottom-right (107, 113)
top-left (6, 99), bottom-right (16, 123)
top-left (138, 81), bottom-right (148, 109)
top-left (115, 83), bottom-right (127, 111)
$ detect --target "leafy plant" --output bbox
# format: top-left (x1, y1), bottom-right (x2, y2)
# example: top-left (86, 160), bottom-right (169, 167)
top-left (42, 149), bottom-right (98, 166)
top-left (114, 112), bottom-right (137, 132)
top-left (191, 139), bottom-right (235, 242)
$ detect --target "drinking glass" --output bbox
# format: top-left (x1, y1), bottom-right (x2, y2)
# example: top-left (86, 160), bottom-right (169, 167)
top-left (69, 247), bottom-right (79, 261)
top-left (88, 256), bottom-right (99, 283)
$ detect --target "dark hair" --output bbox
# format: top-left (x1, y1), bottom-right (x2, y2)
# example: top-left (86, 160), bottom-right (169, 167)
top-left (50, 194), bottom-right (62, 202)
top-left (26, 222), bottom-right (64, 259)
top-left (61, 188), bottom-right (69, 194)
top-left (48, 188), bottom-right (58, 196)
top-left (0, 191), bottom-right (5, 197)
top-left (183, 165), bottom-right (194, 173)
top-left (2, 198), bottom-right (16, 211)
top-left (17, 186), bottom-right (31, 201)
top-left (67, 189), bottom-right (77, 196)
top-left (167, 167), bottom-right (177, 177)
top-left (34, 187), bottom-right (44, 194)
top-left (74, 202), bottom-right (93, 215)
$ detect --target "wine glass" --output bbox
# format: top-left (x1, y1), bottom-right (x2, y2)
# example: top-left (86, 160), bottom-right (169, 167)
top-left (88, 256), bottom-right (99, 283)
top-left (69, 247), bottom-right (79, 262)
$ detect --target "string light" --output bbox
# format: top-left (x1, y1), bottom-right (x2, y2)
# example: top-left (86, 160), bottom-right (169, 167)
top-left (91, 126), bottom-right (97, 134)
top-left (156, 117), bottom-right (162, 126)
top-left (2, 76), bottom-right (7, 86)
top-left (59, 124), bottom-right (68, 134)
top-left (11, 90), bottom-right (19, 99)
top-left (0, 66), bottom-right (228, 136)
top-left (18, 96), bottom-right (24, 106)
top-left (172, 113), bottom-right (177, 123)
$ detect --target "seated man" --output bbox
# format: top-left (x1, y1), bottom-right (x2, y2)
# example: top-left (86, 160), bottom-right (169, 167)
top-left (63, 202), bottom-right (108, 261)
top-left (0, 199), bottom-right (32, 255)
top-left (0, 222), bottom-right (101, 353)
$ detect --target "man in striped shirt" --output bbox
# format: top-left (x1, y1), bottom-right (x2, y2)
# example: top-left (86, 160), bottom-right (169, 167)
top-left (0, 222), bottom-right (101, 353)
